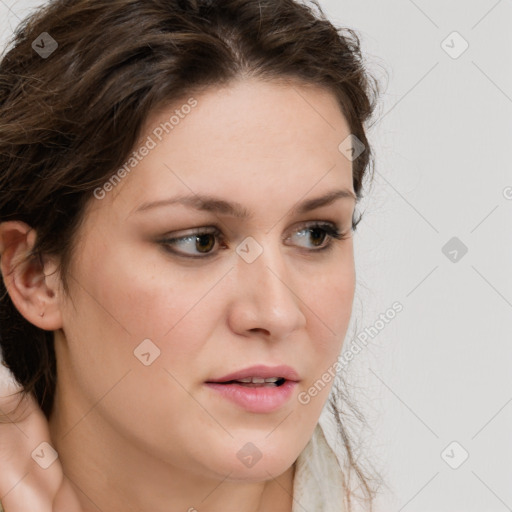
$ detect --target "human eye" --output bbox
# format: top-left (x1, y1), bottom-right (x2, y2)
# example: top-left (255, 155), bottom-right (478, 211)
top-left (159, 226), bottom-right (227, 259)
top-left (158, 220), bottom-right (352, 260)
top-left (284, 221), bottom-right (352, 253)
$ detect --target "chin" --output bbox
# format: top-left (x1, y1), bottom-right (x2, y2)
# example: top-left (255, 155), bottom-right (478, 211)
top-left (224, 458), bottom-right (295, 482)
top-left (232, 443), bottom-right (297, 479)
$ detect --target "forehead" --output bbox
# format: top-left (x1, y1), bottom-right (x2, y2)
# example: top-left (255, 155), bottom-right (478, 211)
top-left (95, 78), bottom-right (354, 219)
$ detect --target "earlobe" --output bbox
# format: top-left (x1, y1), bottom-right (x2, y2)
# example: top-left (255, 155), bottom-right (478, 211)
top-left (0, 221), bottom-right (63, 331)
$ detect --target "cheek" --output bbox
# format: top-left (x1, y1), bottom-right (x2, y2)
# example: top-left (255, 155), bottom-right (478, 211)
top-left (304, 258), bottom-right (355, 344)
top-left (298, 260), bottom-right (355, 396)
top-left (70, 236), bottom-right (204, 334)
top-left (57, 251), bottom-right (223, 453)
top-left (62, 242), bottom-right (227, 384)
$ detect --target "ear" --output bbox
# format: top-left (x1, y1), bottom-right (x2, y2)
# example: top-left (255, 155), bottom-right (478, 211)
top-left (0, 221), bottom-right (62, 331)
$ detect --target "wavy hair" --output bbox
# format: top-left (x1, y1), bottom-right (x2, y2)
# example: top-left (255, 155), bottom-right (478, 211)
top-left (0, 0), bottom-right (382, 509)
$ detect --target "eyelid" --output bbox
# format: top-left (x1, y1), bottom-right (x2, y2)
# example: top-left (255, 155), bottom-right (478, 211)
top-left (158, 219), bottom-right (352, 259)
top-left (161, 217), bottom-right (352, 239)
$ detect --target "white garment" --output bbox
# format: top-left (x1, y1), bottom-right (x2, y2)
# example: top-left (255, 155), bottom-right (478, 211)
top-left (292, 408), bottom-right (348, 512)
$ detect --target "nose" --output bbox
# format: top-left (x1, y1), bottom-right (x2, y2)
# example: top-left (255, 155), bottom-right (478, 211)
top-left (227, 238), bottom-right (307, 341)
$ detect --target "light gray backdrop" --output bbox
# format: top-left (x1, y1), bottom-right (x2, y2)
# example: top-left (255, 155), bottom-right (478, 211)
top-left (0, 1), bottom-right (511, 511)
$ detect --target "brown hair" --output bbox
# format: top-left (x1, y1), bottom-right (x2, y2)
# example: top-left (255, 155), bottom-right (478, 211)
top-left (0, 0), bottom-right (382, 509)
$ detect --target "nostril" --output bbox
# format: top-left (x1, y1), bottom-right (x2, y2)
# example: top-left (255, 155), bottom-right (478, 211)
top-left (249, 327), bottom-right (271, 335)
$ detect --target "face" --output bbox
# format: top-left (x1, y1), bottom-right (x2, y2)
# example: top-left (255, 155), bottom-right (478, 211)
top-left (51, 77), bottom-right (356, 482)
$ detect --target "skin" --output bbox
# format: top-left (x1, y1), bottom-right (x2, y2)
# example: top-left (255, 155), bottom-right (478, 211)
top-left (0, 77), bottom-right (356, 512)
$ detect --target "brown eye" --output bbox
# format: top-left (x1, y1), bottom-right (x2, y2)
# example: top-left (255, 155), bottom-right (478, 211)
top-left (160, 227), bottom-right (225, 258)
top-left (195, 233), bottom-right (216, 253)
top-left (308, 226), bottom-right (329, 247)
top-left (286, 222), bottom-right (348, 252)
top-left (160, 221), bottom-right (349, 260)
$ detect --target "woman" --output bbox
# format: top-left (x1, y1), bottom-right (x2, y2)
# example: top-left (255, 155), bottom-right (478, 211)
top-left (0, 0), bottom-right (381, 510)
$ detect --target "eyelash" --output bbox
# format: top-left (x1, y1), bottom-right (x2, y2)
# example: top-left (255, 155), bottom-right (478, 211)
top-left (159, 221), bottom-right (352, 260)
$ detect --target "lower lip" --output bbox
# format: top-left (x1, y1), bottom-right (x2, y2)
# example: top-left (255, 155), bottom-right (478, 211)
top-left (205, 380), bottom-right (298, 413)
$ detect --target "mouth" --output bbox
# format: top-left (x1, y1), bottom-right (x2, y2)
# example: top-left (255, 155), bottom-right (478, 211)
top-left (206, 364), bottom-right (300, 385)
top-left (204, 366), bottom-right (300, 413)
top-left (209, 377), bottom-right (288, 388)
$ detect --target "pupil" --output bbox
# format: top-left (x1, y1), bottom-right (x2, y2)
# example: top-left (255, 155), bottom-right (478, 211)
top-left (196, 234), bottom-right (215, 253)
top-left (310, 228), bottom-right (325, 247)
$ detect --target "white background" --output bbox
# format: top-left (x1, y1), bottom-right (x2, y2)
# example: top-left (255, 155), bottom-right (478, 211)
top-left (1, 1), bottom-right (511, 511)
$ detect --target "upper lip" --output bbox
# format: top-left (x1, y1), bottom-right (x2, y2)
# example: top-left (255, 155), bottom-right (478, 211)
top-left (206, 365), bottom-right (300, 383)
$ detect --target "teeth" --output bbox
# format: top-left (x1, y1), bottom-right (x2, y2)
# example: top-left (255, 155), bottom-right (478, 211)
top-left (236, 377), bottom-right (281, 383)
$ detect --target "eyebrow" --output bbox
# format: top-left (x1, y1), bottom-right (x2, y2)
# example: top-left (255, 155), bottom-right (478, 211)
top-left (134, 188), bottom-right (357, 218)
